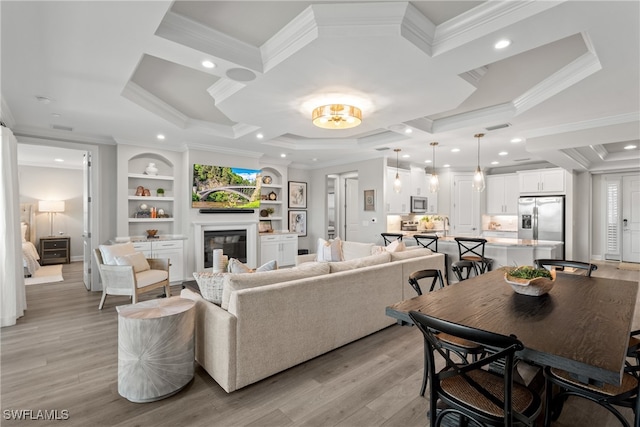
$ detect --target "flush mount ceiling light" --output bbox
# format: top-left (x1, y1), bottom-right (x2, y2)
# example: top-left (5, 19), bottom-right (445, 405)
top-left (201, 60), bottom-right (215, 69)
top-left (472, 133), bottom-right (486, 192)
top-left (312, 104), bottom-right (362, 129)
top-left (495, 39), bottom-right (511, 49)
top-left (428, 142), bottom-right (439, 193)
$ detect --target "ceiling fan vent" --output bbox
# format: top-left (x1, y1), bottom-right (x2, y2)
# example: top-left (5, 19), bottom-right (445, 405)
top-left (485, 123), bottom-right (511, 131)
top-left (375, 147), bottom-right (390, 151)
top-left (51, 124), bottom-right (73, 132)
top-left (514, 158), bottom-right (531, 162)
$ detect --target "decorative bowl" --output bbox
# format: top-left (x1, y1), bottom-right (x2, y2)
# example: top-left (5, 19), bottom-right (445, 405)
top-left (146, 229), bottom-right (158, 238)
top-left (505, 267), bottom-right (556, 296)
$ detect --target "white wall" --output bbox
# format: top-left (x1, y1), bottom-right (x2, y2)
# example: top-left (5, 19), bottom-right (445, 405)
top-left (18, 165), bottom-right (84, 259)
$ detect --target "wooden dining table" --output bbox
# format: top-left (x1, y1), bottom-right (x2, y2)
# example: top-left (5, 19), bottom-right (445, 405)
top-left (386, 269), bottom-right (639, 386)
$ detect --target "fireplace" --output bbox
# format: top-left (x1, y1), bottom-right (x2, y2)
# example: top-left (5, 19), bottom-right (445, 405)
top-left (204, 229), bottom-right (247, 267)
top-left (193, 221), bottom-right (257, 271)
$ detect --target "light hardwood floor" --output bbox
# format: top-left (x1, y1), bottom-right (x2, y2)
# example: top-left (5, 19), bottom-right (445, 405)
top-left (1, 261), bottom-right (638, 426)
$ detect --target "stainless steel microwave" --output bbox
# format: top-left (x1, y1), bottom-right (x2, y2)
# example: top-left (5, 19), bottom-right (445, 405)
top-left (410, 196), bottom-right (429, 213)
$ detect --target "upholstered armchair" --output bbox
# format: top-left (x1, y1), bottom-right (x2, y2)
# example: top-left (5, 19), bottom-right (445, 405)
top-left (94, 243), bottom-right (170, 310)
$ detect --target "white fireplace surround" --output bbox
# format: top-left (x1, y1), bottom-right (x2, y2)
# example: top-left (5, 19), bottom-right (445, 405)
top-left (193, 221), bottom-right (258, 271)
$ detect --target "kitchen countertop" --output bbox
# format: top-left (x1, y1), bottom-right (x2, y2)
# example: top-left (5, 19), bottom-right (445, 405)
top-left (391, 231), bottom-right (562, 247)
top-left (113, 235), bottom-right (188, 243)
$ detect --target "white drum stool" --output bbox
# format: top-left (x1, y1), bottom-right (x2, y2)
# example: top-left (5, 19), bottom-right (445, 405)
top-left (116, 296), bottom-right (195, 402)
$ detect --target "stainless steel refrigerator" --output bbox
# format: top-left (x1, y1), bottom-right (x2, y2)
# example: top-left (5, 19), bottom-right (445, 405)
top-left (518, 196), bottom-right (565, 243)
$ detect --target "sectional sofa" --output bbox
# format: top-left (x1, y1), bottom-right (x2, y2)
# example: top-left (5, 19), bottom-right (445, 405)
top-left (181, 240), bottom-right (445, 392)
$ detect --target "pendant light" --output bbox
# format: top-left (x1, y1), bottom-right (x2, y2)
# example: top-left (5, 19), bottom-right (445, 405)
top-left (429, 142), bottom-right (439, 193)
top-left (393, 148), bottom-right (402, 193)
top-left (472, 133), bottom-right (486, 192)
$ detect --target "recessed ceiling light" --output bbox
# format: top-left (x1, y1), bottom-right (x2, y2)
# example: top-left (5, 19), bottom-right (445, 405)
top-left (404, 128), bottom-right (413, 134)
top-left (510, 138), bottom-right (522, 143)
top-left (491, 161), bottom-right (499, 165)
top-left (202, 60), bottom-right (215, 69)
top-left (256, 133), bottom-right (264, 139)
top-left (443, 164), bottom-right (451, 168)
top-left (54, 158), bottom-right (64, 163)
top-left (402, 154), bottom-right (410, 158)
top-left (280, 153), bottom-right (286, 158)
top-left (424, 160), bottom-right (432, 164)
top-left (157, 134), bottom-right (165, 140)
top-left (498, 151), bottom-right (508, 156)
top-left (451, 148), bottom-right (460, 153)
top-left (495, 39), bottom-right (511, 49)
top-left (624, 144), bottom-right (637, 150)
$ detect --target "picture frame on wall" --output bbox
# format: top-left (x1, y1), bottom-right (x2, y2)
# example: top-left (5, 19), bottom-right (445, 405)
top-left (364, 189), bottom-right (375, 211)
top-left (288, 181), bottom-right (307, 209)
top-left (288, 210), bottom-right (307, 236)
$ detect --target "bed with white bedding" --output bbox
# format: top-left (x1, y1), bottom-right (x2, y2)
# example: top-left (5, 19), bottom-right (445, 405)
top-left (20, 204), bottom-right (40, 277)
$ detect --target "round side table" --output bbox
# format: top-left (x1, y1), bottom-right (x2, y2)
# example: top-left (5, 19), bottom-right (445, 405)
top-left (116, 296), bottom-right (195, 403)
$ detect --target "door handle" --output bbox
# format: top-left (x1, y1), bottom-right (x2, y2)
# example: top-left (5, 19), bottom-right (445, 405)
top-left (623, 219), bottom-right (628, 229)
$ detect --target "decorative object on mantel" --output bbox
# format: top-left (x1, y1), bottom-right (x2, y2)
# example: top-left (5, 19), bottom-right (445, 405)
top-left (135, 186), bottom-right (145, 196)
top-left (156, 188), bottom-right (165, 197)
top-left (268, 191), bottom-right (277, 201)
top-left (144, 162), bottom-right (158, 176)
top-left (262, 175), bottom-right (272, 185)
top-left (504, 266), bottom-right (556, 296)
top-left (472, 133), bottom-right (485, 192)
top-left (143, 188), bottom-right (151, 197)
top-left (146, 229), bottom-right (158, 239)
top-left (260, 208), bottom-right (274, 217)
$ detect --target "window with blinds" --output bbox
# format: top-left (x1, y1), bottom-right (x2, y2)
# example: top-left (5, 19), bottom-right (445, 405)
top-left (605, 179), bottom-right (620, 260)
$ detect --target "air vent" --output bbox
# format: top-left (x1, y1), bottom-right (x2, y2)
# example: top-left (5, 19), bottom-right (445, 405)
top-left (514, 158), bottom-right (531, 162)
top-left (51, 124), bottom-right (73, 131)
top-left (485, 123), bottom-right (511, 131)
top-left (376, 147), bottom-right (390, 151)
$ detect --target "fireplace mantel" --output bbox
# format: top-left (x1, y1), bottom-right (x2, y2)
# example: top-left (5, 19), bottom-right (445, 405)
top-left (193, 221), bottom-right (258, 270)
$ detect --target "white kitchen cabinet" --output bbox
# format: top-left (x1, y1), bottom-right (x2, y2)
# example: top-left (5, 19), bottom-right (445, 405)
top-left (518, 168), bottom-right (565, 194)
top-left (260, 233), bottom-right (298, 267)
top-left (410, 168), bottom-right (426, 196)
top-left (133, 240), bottom-right (184, 283)
top-left (386, 167), bottom-right (411, 214)
top-left (486, 174), bottom-right (518, 214)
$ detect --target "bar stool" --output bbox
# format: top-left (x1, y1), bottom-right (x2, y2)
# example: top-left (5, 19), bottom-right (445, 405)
top-left (381, 233), bottom-right (403, 246)
top-left (414, 234), bottom-right (449, 284)
top-left (454, 237), bottom-right (493, 275)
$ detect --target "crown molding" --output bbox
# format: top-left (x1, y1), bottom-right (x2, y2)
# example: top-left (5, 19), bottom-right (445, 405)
top-left (121, 81), bottom-right (188, 129)
top-left (524, 112), bottom-right (640, 139)
top-left (431, 102), bottom-right (516, 133)
top-left (184, 141), bottom-right (263, 159)
top-left (156, 11), bottom-right (262, 72)
top-left (14, 126), bottom-right (115, 146)
top-left (0, 97), bottom-right (16, 129)
top-left (207, 78), bottom-right (247, 106)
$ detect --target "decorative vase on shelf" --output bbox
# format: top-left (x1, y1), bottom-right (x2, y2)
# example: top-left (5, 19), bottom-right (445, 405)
top-left (144, 162), bottom-right (158, 176)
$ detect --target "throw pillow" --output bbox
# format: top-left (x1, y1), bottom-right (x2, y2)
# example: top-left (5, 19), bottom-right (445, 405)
top-left (99, 242), bottom-right (136, 265)
top-left (227, 258), bottom-right (278, 274)
top-left (385, 240), bottom-right (406, 253)
top-left (316, 237), bottom-right (343, 262)
top-left (115, 252), bottom-right (151, 273)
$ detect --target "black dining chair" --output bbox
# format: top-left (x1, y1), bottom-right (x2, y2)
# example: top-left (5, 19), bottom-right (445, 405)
top-left (409, 310), bottom-right (543, 426)
top-left (534, 259), bottom-right (597, 277)
top-left (454, 237), bottom-right (493, 275)
top-left (381, 232), bottom-right (403, 246)
top-left (543, 331), bottom-right (640, 427)
top-left (415, 234), bottom-right (449, 284)
top-left (408, 269), bottom-right (485, 397)
top-left (451, 260), bottom-right (474, 282)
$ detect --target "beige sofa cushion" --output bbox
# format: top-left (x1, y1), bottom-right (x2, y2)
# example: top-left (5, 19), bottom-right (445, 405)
top-left (99, 242), bottom-right (136, 265)
top-left (390, 247), bottom-right (433, 261)
top-left (221, 262), bottom-right (330, 310)
top-left (341, 241), bottom-right (375, 261)
top-left (115, 252), bottom-right (151, 273)
top-left (329, 252), bottom-right (391, 273)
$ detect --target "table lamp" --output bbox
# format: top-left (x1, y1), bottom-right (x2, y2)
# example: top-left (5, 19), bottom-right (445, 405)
top-left (38, 200), bottom-right (65, 236)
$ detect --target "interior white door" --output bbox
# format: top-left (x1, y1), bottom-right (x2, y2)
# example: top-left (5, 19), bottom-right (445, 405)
top-left (345, 176), bottom-right (359, 241)
top-left (622, 174), bottom-right (640, 263)
top-left (82, 152), bottom-right (92, 290)
top-left (452, 174), bottom-right (480, 236)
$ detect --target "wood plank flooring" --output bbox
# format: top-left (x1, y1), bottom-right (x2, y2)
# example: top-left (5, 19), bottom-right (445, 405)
top-left (1, 261), bottom-right (638, 426)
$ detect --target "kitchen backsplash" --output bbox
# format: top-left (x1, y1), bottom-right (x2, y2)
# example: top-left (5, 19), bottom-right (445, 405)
top-left (482, 215), bottom-right (517, 231)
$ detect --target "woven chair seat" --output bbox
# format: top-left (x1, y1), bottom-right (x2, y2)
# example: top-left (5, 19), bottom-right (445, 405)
top-left (437, 333), bottom-right (483, 351)
top-left (441, 369), bottom-right (538, 418)
top-left (549, 367), bottom-right (638, 397)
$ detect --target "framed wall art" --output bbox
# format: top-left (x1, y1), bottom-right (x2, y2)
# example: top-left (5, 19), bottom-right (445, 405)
top-left (364, 189), bottom-right (375, 211)
top-left (288, 210), bottom-right (307, 236)
top-left (288, 181), bottom-right (307, 209)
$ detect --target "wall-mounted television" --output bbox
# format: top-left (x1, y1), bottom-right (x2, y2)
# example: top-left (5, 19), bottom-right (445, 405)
top-left (192, 164), bottom-right (261, 210)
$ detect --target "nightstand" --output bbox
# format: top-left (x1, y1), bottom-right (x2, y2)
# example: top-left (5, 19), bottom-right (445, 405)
top-left (39, 236), bottom-right (70, 265)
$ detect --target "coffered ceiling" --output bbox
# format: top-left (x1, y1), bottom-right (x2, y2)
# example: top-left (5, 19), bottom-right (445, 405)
top-left (3, 1), bottom-right (639, 172)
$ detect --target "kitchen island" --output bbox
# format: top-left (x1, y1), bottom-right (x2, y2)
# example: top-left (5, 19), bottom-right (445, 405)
top-left (395, 232), bottom-right (564, 281)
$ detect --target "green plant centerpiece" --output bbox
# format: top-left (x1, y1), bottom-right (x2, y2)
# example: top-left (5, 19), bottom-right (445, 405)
top-left (504, 265), bottom-right (556, 296)
top-left (420, 215), bottom-right (435, 230)
top-left (156, 188), bottom-right (165, 197)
